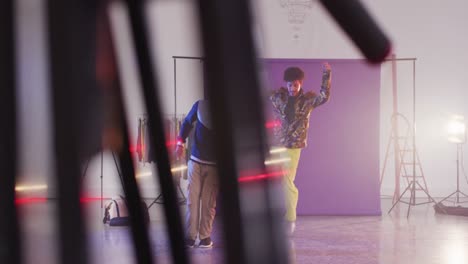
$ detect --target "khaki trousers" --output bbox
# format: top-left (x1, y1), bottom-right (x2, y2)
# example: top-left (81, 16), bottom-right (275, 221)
top-left (185, 160), bottom-right (219, 240)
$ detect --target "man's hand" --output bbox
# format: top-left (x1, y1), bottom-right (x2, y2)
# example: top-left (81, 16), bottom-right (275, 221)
top-left (175, 144), bottom-right (185, 160)
top-left (323, 62), bottom-right (331, 72)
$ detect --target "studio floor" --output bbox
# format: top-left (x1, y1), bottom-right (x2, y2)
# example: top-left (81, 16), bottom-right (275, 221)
top-left (17, 198), bottom-right (468, 264)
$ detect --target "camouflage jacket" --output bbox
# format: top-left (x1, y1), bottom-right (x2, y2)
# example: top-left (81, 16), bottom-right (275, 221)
top-left (270, 69), bottom-right (331, 148)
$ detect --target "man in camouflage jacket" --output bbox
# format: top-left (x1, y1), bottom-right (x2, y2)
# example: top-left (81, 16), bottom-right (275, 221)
top-left (270, 62), bottom-right (332, 235)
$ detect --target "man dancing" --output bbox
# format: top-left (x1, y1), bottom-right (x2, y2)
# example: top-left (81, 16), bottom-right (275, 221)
top-left (270, 62), bottom-right (332, 235)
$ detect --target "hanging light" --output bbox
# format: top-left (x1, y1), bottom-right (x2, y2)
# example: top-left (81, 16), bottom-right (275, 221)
top-left (447, 115), bottom-right (466, 143)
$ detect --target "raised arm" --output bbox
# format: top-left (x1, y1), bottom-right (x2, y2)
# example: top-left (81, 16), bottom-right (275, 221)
top-left (176, 101), bottom-right (199, 159)
top-left (311, 62), bottom-right (332, 108)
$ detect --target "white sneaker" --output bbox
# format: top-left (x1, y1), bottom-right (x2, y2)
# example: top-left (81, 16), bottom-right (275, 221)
top-left (286, 221), bottom-right (296, 236)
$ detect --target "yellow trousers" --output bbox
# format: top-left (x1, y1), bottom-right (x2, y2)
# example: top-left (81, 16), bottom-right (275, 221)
top-left (284, 148), bottom-right (301, 222)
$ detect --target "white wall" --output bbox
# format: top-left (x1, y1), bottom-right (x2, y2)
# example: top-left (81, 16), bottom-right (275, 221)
top-left (16, 0), bottom-right (468, 198)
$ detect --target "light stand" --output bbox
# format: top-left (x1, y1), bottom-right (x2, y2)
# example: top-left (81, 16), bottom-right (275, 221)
top-left (147, 169), bottom-right (187, 209)
top-left (81, 150), bottom-right (124, 208)
top-left (439, 118), bottom-right (468, 204)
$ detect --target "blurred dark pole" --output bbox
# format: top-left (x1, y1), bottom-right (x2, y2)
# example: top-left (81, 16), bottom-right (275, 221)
top-left (319, 0), bottom-right (391, 63)
top-left (123, 1), bottom-right (189, 263)
top-left (0, 1), bottom-right (22, 263)
top-left (113, 108), bottom-right (154, 264)
top-left (196, 0), bottom-right (289, 263)
top-left (97, 4), bottom-right (154, 263)
top-left (48, 1), bottom-right (98, 263)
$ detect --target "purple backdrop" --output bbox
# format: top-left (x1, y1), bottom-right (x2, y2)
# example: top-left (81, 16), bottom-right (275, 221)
top-left (263, 59), bottom-right (381, 215)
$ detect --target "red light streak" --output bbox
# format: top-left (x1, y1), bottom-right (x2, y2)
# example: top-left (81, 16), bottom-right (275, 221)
top-left (80, 197), bottom-right (106, 203)
top-left (15, 197), bottom-right (47, 205)
top-left (238, 170), bottom-right (286, 183)
top-left (265, 120), bottom-right (280, 129)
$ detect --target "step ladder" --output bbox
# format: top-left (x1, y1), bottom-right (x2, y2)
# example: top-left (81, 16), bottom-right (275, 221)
top-left (381, 113), bottom-right (435, 215)
top-left (398, 136), bottom-right (430, 201)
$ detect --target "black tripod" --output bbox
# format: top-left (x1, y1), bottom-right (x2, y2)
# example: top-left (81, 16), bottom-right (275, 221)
top-left (81, 149), bottom-right (186, 209)
top-left (439, 143), bottom-right (468, 204)
top-left (147, 166), bottom-right (187, 209)
top-left (81, 150), bottom-right (124, 208)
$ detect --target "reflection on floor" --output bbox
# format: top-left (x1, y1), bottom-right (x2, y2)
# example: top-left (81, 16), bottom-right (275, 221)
top-left (18, 198), bottom-right (468, 264)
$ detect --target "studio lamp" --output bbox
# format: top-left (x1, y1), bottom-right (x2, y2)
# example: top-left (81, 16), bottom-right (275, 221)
top-left (447, 115), bottom-right (466, 144)
top-left (440, 115), bottom-right (468, 204)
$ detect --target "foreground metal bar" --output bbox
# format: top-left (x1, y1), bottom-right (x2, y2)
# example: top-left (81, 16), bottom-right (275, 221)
top-left (319, 0), bottom-right (391, 63)
top-left (0, 1), bottom-right (22, 263)
top-left (123, 1), bottom-right (189, 263)
top-left (196, 0), bottom-right (289, 263)
top-left (48, 0), bottom-right (95, 262)
top-left (99, 5), bottom-right (155, 263)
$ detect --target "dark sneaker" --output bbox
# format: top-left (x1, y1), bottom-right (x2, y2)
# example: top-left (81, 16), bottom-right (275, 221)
top-left (185, 239), bottom-right (195, 248)
top-left (198, 237), bottom-right (213, 248)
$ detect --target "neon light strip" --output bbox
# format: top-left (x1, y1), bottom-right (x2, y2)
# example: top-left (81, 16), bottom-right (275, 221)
top-left (269, 147), bottom-right (287, 154)
top-left (264, 157), bottom-right (291, 165)
top-left (238, 170), bottom-right (286, 183)
top-left (171, 165), bottom-right (188, 172)
top-left (15, 184), bottom-right (48, 192)
top-left (135, 171), bottom-right (152, 178)
top-left (15, 197), bottom-right (48, 204)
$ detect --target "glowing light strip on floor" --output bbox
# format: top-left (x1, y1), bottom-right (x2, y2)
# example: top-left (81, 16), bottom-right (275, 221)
top-left (15, 184), bottom-right (48, 192)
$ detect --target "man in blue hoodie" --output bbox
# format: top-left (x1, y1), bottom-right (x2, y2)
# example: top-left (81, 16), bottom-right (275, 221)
top-left (176, 100), bottom-right (217, 248)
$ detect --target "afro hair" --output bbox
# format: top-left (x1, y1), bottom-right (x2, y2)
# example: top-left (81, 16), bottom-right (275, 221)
top-left (283, 67), bottom-right (305, 82)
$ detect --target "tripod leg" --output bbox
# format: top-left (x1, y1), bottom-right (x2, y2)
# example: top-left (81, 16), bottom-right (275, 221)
top-left (388, 183), bottom-right (411, 214)
top-left (439, 191), bottom-right (457, 204)
top-left (80, 155), bottom-right (91, 187)
top-left (111, 151), bottom-right (125, 189)
top-left (101, 150), bottom-right (104, 208)
top-left (380, 134), bottom-right (393, 188)
top-left (146, 172), bottom-right (188, 207)
top-left (177, 182), bottom-right (186, 204)
top-left (415, 181), bottom-right (437, 203)
top-left (148, 193), bottom-right (163, 209)
top-left (415, 181), bottom-right (447, 213)
top-left (406, 182), bottom-right (415, 218)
